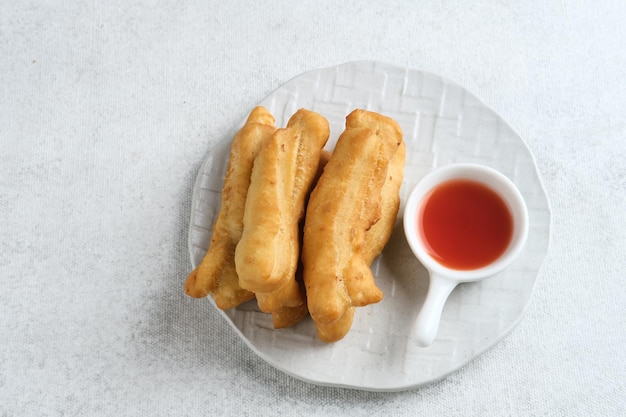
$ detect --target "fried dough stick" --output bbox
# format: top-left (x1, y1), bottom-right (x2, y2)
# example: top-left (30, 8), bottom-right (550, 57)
top-left (302, 109), bottom-right (404, 342)
top-left (184, 106), bottom-right (276, 309)
top-left (257, 149), bottom-right (331, 329)
top-left (260, 149), bottom-right (332, 329)
top-left (235, 109), bottom-right (330, 327)
top-left (314, 141), bottom-right (406, 341)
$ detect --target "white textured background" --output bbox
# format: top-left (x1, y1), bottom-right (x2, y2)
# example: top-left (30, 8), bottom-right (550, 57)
top-left (1, 1), bottom-right (624, 416)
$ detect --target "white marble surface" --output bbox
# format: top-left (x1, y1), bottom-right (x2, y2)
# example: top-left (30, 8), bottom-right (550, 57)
top-left (1, 1), bottom-right (624, 416)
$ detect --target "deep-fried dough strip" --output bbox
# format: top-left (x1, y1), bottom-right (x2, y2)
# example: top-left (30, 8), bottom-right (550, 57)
top-left (303, 109), bottom-right (403, 341)
top-left (184, 106), bottom-right (276, 309)
top-left (236, 109), bottom-right (330, 293)
top-left (264, 149), bottom-right (332, 329)
top-left (235, 109), bottom-right (330, 326)
top-left (314, 141), bottom-right (406, 341)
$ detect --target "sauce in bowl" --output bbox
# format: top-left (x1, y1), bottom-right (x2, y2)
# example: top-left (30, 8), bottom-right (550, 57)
top-left (419, 179), bottom-right (513, 270)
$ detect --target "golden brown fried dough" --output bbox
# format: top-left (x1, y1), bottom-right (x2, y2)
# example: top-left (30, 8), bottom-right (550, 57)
top-left (235, 109), bottom-right (330, 326)
top-left (261, 149), bottom-right (332, 329)
top-left (184, 106), bottom-right (276, 309)
top-left (268, 300), bottom-right (309, 329)
top-left (314, 307), bottom-right (356, 343)
top-left (302, 109), bottom-right (404, 342)
top-left (314, 141), bottom-right (406, 341)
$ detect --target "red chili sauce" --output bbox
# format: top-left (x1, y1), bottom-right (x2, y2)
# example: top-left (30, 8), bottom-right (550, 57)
top-left (419, 179), bottom-right (513, 270)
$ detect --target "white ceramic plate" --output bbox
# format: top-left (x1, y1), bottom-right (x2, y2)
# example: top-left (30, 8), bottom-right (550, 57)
top-left (188, 61), bottom-right (551, 391)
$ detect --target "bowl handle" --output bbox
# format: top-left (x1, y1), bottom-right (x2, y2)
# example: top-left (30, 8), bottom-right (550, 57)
top-left (411, 274), bottom-right (457, 347)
